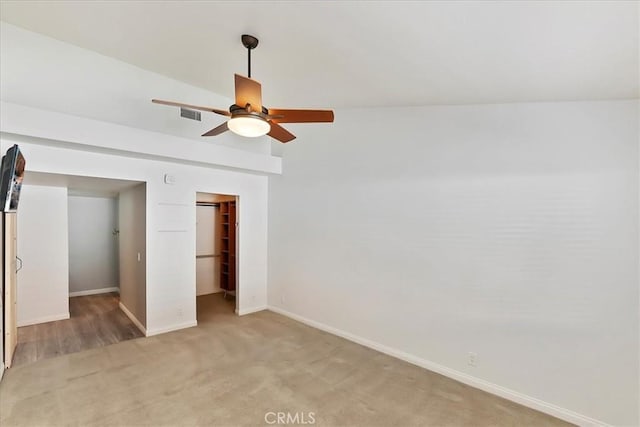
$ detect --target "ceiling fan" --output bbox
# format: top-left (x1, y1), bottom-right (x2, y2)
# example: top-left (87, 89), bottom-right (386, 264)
top-left (152, 34), bottom-right (334, 143)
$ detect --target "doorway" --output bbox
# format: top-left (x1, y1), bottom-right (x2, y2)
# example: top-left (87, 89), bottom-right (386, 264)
top-left (66, 179), bottom-right (146, 337)
top-left (8, 173), bottom-right (147, 366)
top-left (195, 192), bottom-right (238, 323)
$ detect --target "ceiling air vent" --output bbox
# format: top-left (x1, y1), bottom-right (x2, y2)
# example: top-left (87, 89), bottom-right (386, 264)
top-left (180, 108), bottom-right (201, 121)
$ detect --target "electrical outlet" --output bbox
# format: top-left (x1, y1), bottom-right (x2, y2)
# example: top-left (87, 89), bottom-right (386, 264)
top-left (468, 352), bottom-right (478, 367)
top-left (281, 295), bottom-right (286, 304)
top-left (177, 308), bottom-right (183, 318)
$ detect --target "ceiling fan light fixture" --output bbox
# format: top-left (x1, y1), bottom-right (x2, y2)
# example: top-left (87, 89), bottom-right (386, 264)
top-left (152, 34), bottom-right (334, 143)
top-left (227, 115), bottom-right (270, 137)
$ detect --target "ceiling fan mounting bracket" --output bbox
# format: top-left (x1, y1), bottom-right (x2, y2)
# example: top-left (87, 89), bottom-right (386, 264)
top-left (241, 34), bottom-right (259, 50)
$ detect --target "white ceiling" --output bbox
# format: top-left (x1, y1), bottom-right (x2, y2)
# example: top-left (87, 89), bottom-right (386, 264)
top-left (0, 1), bottom-right (638, 108)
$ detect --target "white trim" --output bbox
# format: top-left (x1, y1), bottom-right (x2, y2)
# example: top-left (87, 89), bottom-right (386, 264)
top-left (236, 305), bottom-right (267, 316)
top-left (267, 305), bottom-right (609, 427)
top-left (118, 302), bottom-right (147, 336)
top-left (17, 312), bottom-right (69, 327)
top-left (69, 287), bottom-right (119, 297)
top-left (145, 321), bottom-right (197, 337)
top-left (0, 362), bottom-right (4, 381)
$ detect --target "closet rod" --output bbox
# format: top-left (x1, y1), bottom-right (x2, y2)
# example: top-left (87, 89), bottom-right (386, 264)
top-left (196, 202), bottom-right (220, 207)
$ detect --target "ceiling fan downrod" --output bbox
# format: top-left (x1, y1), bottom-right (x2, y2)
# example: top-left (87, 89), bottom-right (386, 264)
top-left (241, 34), bottom-right (259, 78)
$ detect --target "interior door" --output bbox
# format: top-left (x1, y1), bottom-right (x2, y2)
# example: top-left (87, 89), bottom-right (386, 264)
top-left (4, 213), bottom-right (17, 368)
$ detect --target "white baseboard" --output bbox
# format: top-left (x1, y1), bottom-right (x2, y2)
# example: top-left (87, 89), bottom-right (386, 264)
top-left (236, 305), bottom-right (267, 316)
top-left (17, 312), bottom-right (70, 327)
top-left (69, 287), bottom-right (119, 297)
top-left (118, 302), bottom-right (146, 336)
top-left (146, 320), bottom-right (197, 337)
top-left (267, 305), bottom-right (608, 427)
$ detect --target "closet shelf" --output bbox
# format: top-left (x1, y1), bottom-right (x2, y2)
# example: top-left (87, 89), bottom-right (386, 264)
top-left (218, 200), bottom-right (236, 292)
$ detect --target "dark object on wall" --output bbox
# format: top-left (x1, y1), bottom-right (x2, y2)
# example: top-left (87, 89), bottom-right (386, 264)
top-left (0, 145), bottom-right (26, 213)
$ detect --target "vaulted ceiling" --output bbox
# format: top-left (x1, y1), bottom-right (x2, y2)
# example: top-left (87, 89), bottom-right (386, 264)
top-left (0, 1), bottom-right (637, 108)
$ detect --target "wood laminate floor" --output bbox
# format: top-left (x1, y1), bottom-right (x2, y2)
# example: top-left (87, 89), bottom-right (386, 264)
top-left (12, 292), bottom-right (144, 366)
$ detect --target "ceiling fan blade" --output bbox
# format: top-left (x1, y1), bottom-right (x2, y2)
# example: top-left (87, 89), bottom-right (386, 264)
top-left (202, 122), bottom-right (229, 137)
top-left (152, 99), bottom-right (230, 116)
top-left (234, 74), bottom-right (262, 112)
top-left (267, 109), bottom-right (334, 123)
top-left (268, 122), bottom-right (296, 143)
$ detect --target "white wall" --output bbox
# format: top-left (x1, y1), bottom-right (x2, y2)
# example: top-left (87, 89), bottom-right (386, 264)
top-left (196, 205), bottom-right (221, 296)
top-left (119, 184), bottom-right (146, 327)
top-left (68, 195), bottom-right (119, 294)
top-left (17, 185), bottom-right (69, 326)
top-left (268, 100), bottom-right (639, 426)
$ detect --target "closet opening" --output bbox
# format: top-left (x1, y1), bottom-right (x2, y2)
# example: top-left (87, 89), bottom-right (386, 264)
top-left (195, 192), bottom-right (238, 323)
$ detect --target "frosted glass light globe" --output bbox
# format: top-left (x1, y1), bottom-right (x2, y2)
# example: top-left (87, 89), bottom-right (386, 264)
top-left (227, 116), bottom-right (270, 137)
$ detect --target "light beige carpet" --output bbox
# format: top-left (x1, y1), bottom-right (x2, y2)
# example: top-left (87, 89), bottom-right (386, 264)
top-left (0, 293), bottom-right (571, 426)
